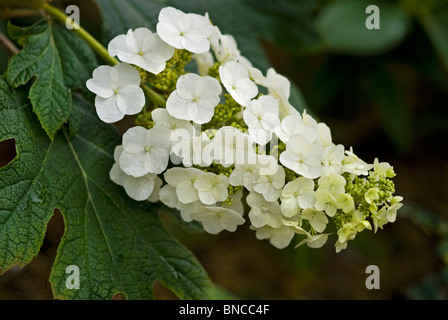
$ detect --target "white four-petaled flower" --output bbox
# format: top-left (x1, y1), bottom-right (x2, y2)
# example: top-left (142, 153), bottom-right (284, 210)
top-left (190, 205), bottom-right (245, 234)
top-left (110, 145), bottom-right (160, 201)
top-left (243, 95), bottom-right (280, 146)
top-left (280, 177), bottom-right (316, 217)
top-left (86, 63), bottom-right (145, 123)
top-left (108, 28), bottom-right (175, 74)
top-left (210, 126), bottom-right (256, 167)
top-left (194, 172), bottom-right (229, 205)
top-left (219, 60), bottom-right (258, 107)
top-left (253, 165), bottom-right (285, 202)
top-left (246, 192), bottom-right (283, 229)
top-left (279, 134), bottom-right (323, 179)
top-left (156, 6), bottom-right (213, 53)
top-left (119, 126), bottom-right (171, 177)
top-left (164, 167), bottom-right (204, 204)
top-left (166, 73), bottom-right (222, 124)
top-left (275, 110), bottom-right (319, 144)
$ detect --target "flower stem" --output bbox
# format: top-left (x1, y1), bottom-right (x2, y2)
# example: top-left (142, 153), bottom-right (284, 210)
top-left (0, 30), bottom-right (19, 55)
top-left (142, 85), bottom-right (166, 108)
top-left (42, 2), bottom-right (118, 66)
top-left (41, 2), bottom-right (166, 108)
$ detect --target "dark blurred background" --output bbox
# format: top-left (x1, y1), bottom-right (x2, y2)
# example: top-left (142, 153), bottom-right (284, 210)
top-left (0, 0), bottom-right (448, 299)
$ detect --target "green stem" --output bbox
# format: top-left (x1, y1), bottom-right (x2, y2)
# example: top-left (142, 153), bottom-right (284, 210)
top-left (0, 0), bottom-right (45, 7)
top-left (142, 85), bottom-right (166, 107)
top-left (41, 2), bottom-right (167, 108)
top-left (42, 2), bottom-right (118, 66)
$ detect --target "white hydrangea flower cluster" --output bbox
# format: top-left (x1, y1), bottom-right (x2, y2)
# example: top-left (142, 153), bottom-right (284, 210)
top-left (86, 6), bottom-right (403, 252)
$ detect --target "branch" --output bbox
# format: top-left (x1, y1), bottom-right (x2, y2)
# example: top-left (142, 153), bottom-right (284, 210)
top-left (40, 3), bottom-right (168, 108)
top-left (0, 7), bottom-right (41, 19)
top-left (41, 3), bottom-right (118, 66)
top-left (142, 84), bottom-right (166, 108)
top-left (0, 31), bottom-right (18, 55)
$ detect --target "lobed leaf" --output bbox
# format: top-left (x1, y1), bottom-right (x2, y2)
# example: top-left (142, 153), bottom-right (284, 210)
top-left (0, 77), bottom-right (210, 299)
top-left (5, 19), bottom-right (97, 140)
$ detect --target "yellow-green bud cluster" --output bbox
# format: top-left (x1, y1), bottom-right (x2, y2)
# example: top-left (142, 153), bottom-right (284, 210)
top-left (147, 49), bottom-right (192, 94)
top-left (344, 173), bottom-right (396, 219)
top-left (332, 211), bottom-right (353, 230)
top-left (135, 110), bottom-right (155, 129)
top-left (135, 66), bottom-right (149, 84)
top-left (284, 167), bottom-right (299, 182)
top-left (167, 49), bottom-right (192, 69)
top-left (268, 140), bottom-right (285, 157)
top-left (203, 94), bottom-right (247, 132)
top-left (207, 62), bottom-right (221, 81)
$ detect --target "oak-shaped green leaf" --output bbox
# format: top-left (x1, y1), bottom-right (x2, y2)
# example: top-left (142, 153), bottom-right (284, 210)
top-left (5, 19), bottom-right (97, 140)
top-left (0, 77), bottom-right (210, 299)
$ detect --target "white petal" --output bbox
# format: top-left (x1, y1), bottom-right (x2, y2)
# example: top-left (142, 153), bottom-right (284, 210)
top-left (166, 91), bottom-right (190, 121)
top-left (143, 148), bottom-right (169, 174)
top-left (187, 13), bottom-right (213, 37)
top-left (306, 233), bottom-right (330, 249)
top-left (203, 76), bottom-right (222, 96)
top-left (113, 145), bottom-right (124, 163)
top-left (109, 163), bottom-right (126, 186)
top-left (108, 33), bottom-right (136, 58)
top-left (198, 190), bottom-right (218, 205)
top-left (243, 106), bottom-right (260, 128)
top-left (94, 95), bottom-right (124, 123)
top-left (159, 184), bottom-right (179, 208)
top-left (119, 150), bottom-right (148, 177)
top-left (297, 191), bottom-right (316, 209)
top-left (147, 176), bottom-right (163, 203)
top-left (122, 126), bottom-right (148, 153)
top-left (248, 127), bottom-right (271, 146)
top-left (181, 33), bottom-right (210, 53)
top-left (114, 63), bottom-right (141, 87)
top-left (176, 181), bottom-right (200, 204)
top-left (157, 22), bottom-right (183, 48)
top-left (86, 78), bottom-right (113, 99)
top-left (87, 65), bottom-right (115, 98)
top-left (193, 104), bottom-right (215, 124)
top-left (164, 167), bottom-right (188, 186)
top-left (158, 7), bottom-right (186, 28)
top-left (280, 197), bottom-right (300, 217)
top-left (116, 85), bottom-right (145, 115)
top-left (124, 174), bottom-right (156, 201)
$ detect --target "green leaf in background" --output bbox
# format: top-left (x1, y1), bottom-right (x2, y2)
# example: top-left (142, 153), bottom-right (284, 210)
top-left (93, 0), bottom-right (167, 45)
top-left (5, 18), bottom-right (97, 140)
top-left (172, 0), bottom-right (273, 71)
top-left (315, 0), bottom-right (411, 56)
top-left (406, 268), bottom-right (448, 300)
top-left (0, 77), bottom-right (210, 299)
top-left (368, 64), bottom-right (412, 154)
top-left (241, 0), bottom-right (324, 54)
top-left (94, 0), bottom-right (273, 70)
top-left (49, 19), bottom-right (98, 91)
top-left (418, 7), bottom-right (448, 72)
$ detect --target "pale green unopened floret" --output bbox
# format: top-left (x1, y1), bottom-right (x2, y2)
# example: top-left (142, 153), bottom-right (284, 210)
top-left (147, 49), bottom-right (193, 93)
top-left (203, 94), bottom-right (246, 131)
